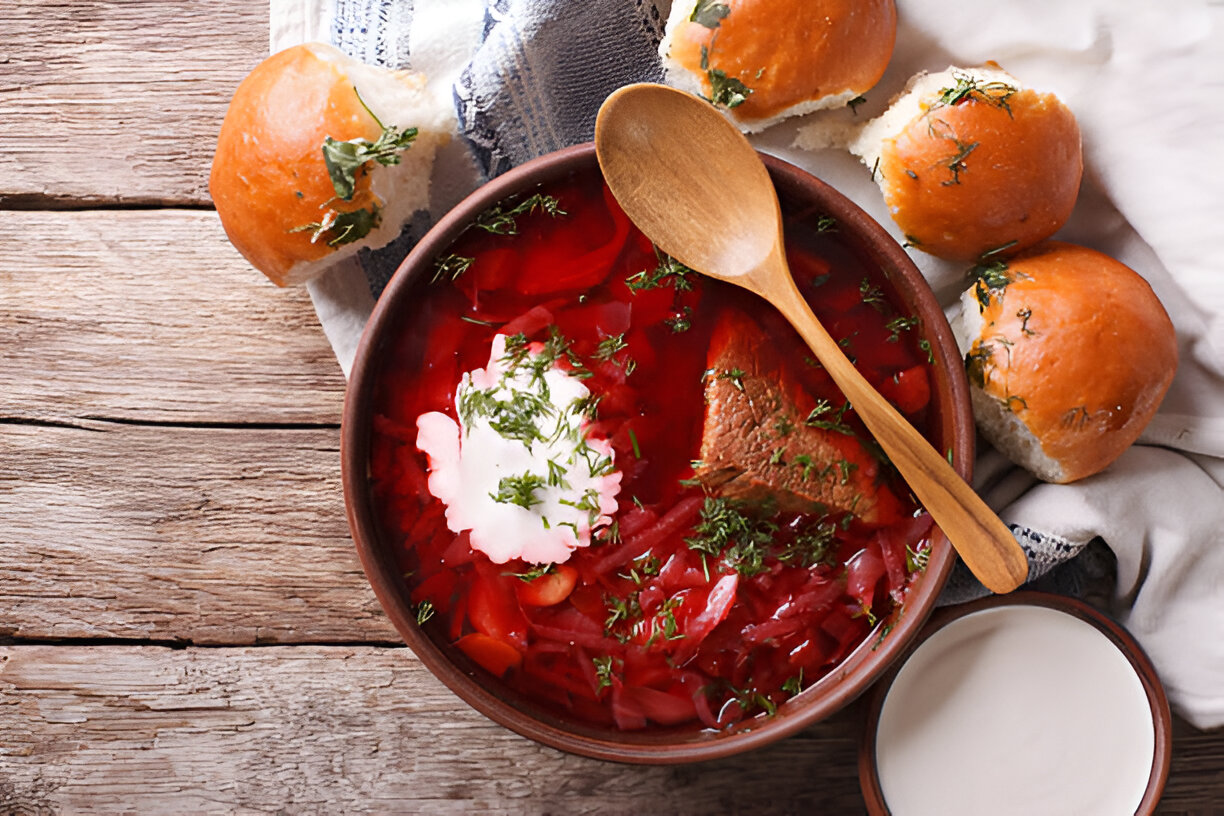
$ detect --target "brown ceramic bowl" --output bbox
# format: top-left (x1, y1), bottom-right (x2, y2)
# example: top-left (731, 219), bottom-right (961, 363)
top-left (859, 592), bottom-right (1172, 813)
top-left (342, 142), bottom-right (973, 763)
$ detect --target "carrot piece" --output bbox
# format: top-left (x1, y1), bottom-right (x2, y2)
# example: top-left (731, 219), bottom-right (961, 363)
top-left (514, 564), bottom-right (579, 607)
top-left (455, 633), bottom-right (522, 678)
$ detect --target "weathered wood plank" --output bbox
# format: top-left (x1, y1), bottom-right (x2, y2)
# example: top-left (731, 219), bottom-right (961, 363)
top-left (0, 0), bottom-right (266, 206)
top-left (0, 645), bottom-right (870, 814)
top-left (1, 645), bottom-right (1219, 814)
top-left (0, 422), bottom-right (397, 644)
top-left (0, 210), bottom-right (345, 424)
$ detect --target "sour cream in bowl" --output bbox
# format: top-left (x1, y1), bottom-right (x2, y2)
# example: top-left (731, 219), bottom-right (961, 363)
top-left (860, 592), bottom-right (1171, 815)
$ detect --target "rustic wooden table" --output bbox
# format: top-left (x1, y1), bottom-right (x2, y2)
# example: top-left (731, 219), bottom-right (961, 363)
top-left (2, 2), bottom-right (1221, 813)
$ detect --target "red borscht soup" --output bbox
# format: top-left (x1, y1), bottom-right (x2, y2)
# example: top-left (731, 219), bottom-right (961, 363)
top-left (367, 166), bottom-right (938, 731)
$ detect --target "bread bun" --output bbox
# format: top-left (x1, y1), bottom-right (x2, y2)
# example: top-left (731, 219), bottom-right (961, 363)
top-left (210, 43), bottom-right (450, 286)
top-left (951, 241), bottom-right (1177, 483)
top-left (850, 64), bottom-right (1082, 261)
top-left (659, 0), bottom-right (897, 133)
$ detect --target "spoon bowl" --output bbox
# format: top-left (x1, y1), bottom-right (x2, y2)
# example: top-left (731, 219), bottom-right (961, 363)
top-left (595, 83), bottom-right (1028, 594)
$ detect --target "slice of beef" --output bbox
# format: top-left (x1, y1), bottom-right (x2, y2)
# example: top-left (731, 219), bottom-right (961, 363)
top-left (694, 308), bottom-right (903, 525)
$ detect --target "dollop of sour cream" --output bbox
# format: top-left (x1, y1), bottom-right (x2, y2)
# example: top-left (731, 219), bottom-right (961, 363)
top-left (416, 333), bottom-right (622, 565)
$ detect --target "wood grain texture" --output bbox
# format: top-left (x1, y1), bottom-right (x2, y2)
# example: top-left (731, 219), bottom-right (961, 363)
top-left (0, 210), bottom-right (346, 424)
top-left (0, 421), bottom-right (397, 644)
top-left (0, 645), bottom-right (868, 815)
top-left (0, 0), bottom-right (266, 206)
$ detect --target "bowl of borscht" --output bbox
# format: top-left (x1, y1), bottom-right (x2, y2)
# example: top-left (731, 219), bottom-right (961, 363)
top-left (342, 142), bottom-right (973, 763)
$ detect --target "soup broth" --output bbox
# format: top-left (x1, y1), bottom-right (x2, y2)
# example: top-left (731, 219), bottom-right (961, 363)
top-left (368, 167), bottom-right (938, 730)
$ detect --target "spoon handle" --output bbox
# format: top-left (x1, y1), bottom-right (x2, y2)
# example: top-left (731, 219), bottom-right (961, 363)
top-left (769, 270), bottom-right (1029, 594)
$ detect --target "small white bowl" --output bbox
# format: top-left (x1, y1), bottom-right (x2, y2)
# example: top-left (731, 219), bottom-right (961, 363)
top-left (859, 591), bottom-right (1171, 815)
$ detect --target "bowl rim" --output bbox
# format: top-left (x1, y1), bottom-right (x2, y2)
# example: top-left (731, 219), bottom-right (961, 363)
top-left (856, 590), bottom-right (1173, 814)
top-left (341, 141), bottom-right (975, 763)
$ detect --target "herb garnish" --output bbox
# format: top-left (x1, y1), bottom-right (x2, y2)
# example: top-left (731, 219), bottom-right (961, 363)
top-left (685, 497), bottom-right (778, 578)
top-left (691, 0), bottom-right (730, 28)
top-left (491, 472), bottom-right (547, 509)
top-left (290, 207), bottom-right (381, 248)
top-left (664, 307), bottom-right (694, 333)
top-left (1017, 307), bottom-right (1036, 335)
top-left (716, 368), bottom-right (746, 392)
top-left (475, 193), bottom-right (565, 236)
top-left (777, 521), bottom-right (836, 568)
top-left (594, 333), bottom-right (629, 362)
top-left (970, 259), bottom-right (1012, 312)
top-left (781, 669), bottom-right (805, 696)
top-left (885, 315), bottom-right (919, 342)
top-left (934, 71), bottom-right (1018, 114)
top-left (509, 563), bottom-right (556, 582)
top-left (859, 278), bottom-right (887, 311)
top-left (432, 253), bottom-right (475, 283)
top-left (805, 399), bottom-right (854, 435)
top-left (625, 249), bottom-right (696, 293)
top-left (941, 137), bottom-right (979, 186)
top-left (593, 655), bottom-right (616, 691)
top-left (964, 343), bottom-right (994, 389)
top-left (707, 68), bottom-right (752, 109)
top-left (320, 89), bottom-right (419, 201)
top-left (415, 601), bottom-right (435, 625)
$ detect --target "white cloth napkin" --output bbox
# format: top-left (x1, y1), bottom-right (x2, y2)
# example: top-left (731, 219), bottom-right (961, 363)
top-left (268, 0), bottom-right (1224, 729)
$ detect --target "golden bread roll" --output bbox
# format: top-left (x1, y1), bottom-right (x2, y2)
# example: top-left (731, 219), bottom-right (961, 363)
top-left (952, 241), bottom-right (1177, 483)
top-left (210, 43), bottom-right (450, 286)
top-left (851, 64), bottom-right (1082, 261)
top-left (660, 0), bottom-right (897, 132)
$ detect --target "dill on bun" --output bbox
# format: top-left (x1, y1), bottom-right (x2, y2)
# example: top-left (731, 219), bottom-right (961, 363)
top-left (851, 64), bottom-right (1082, 262)
top-left (210, 43), bottom-right (450, 286)
top-left (659, 0), bottom-right (897, 133)
top-left (952, 241), bottom-right (1177, 483)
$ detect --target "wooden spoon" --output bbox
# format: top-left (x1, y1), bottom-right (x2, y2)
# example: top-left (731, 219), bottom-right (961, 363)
top-left (595, 83), bottom-right (1028, 594)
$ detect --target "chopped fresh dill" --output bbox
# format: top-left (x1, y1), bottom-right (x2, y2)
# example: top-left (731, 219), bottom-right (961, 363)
top-left (970, 259), bottom-right (1012, 312)
top-left (664, 306), bottom-right (694, 333)
top-left (707, 68), bottom-right (752, 109)
top-left (690, 0), bottom-right (730, 28)
top-left (777, 521), bottom-right (836, 568)
top-left (593, 655), bottom-right (615, 691)
top-left (290, 206), bottom-right (381, 248)
top-left (625, 249), bottom-right (696, 293)
top-left (859, 278), bottom-right (887, 311)
top-left (474, 193), bottom-right (565, 235)
top-left (934, 71), bottom-right (1018, 114)
top-left (415, 600), bottom-right (435, 625)
top-left (716, 368), bottom-right (746, 392)
top-left (593, 333), bottom-right (629, 361)
top-left (964, 344), bottom-right (994, 389)
top-left (508, 563), bottom-right (556, 582)
top-left (320, 91), bottom-right (418, 200)
top-left (685, 497), bottom-right (777, 578)
top-left (431, 254), bottom-right (475, 283)
top-left (885, 315), bottom-right (919, 342)
top-left (906, 543), bottom-right (930, 573)
top-left (805, 399), bottom-right (854, 435)
top-left (490, 472), bottom-right (547, 509)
